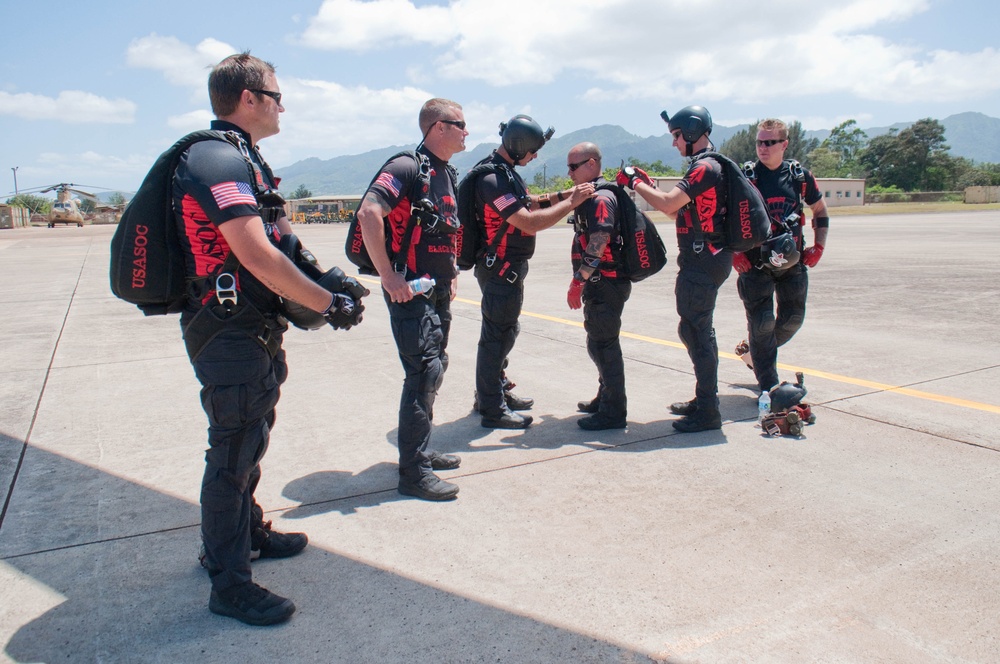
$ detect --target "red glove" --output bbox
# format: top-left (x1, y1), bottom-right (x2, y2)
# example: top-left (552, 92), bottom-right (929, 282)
top-left (733, 252), bottom-right (752, 273)
top-left (615, 166), bottom-right (652, 190)
top-left (567, 279), bottom-right (585, 310)
top-left (801, 244), bottom-right (824, 267)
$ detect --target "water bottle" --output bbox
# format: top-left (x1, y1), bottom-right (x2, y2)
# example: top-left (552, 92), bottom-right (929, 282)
top-left (408, 276), bottom-right (436, 296)
top-left (757, 390), bottom-right (771, 424)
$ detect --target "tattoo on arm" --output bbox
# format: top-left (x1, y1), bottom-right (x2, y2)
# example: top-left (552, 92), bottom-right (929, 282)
top-left (362, 191), bottom-right (391, 217)
top-left (586, 231), bottom-right (611, 257)
top-left (257, 275), bottom-right (297, 303)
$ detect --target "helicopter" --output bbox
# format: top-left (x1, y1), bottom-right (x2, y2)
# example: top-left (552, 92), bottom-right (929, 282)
top-left (38, 183), bottom-right (101, 227)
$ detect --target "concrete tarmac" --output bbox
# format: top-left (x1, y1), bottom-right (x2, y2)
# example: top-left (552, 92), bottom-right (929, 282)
top-left (0, 211), bottom-right (998, 663)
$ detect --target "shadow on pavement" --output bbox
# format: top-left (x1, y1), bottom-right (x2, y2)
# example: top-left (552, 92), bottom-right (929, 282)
top-left (1, 445), bottom-right (657, 663)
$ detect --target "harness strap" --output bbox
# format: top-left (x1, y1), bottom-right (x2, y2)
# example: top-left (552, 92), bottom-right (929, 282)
top-left (478, 160), bottom-right (525, 269)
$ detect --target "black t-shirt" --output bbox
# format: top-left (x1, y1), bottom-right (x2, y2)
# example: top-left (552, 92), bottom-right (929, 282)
top-left (475, 152), bottom-right (535, 262)
top-left (173, 120), bottom-right (279, 313)
top-left (750, 160), bottom-right (823, 249)
top-left (366, 148), bottom-right (459, 283)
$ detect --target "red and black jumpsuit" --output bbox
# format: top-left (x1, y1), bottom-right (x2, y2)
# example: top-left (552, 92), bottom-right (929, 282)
top-left (471, 152), bottom-right (535, 418)
top-left (173, 119), bottom-right (286, 594)
top-left (737, 160), bottom-right (823, 391)
top-left (366, 148), bottom-right (459, 478)
top-left (674, 151), bottom-right (734, 415)
top-left (571, 179), bottom-right (632, 420)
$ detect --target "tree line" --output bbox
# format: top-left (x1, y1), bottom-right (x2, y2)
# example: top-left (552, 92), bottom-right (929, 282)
top-left (718, 118), bottom-right (1000, 192)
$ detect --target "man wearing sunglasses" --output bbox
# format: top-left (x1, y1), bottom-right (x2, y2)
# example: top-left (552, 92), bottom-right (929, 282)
top-left (617, 105), bottom-right (732, 433)
top-left (565, 142), bottom-right (632, 430)
top-left (169, 53), bottom-right (365, 625)
top-left (733, 118), bottom-right (830, 393)
top-left (463, 114), bottom-right (595, 429)
top-left (355, 98), bottom-right (468, 501)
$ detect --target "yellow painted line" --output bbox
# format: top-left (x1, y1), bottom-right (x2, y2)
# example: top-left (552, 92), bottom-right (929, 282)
top-left (369, 280), bottom-right (1000, 415)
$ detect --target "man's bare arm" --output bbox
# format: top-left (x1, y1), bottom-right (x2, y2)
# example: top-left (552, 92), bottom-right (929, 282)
top-left (356, 191), bottom-right (412, 302)
top-left (218, 215), bottom-right (333, 313)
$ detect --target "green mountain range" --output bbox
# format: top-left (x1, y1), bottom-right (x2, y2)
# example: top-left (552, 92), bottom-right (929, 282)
top-left (276, 112), bottom-right (1000, 196)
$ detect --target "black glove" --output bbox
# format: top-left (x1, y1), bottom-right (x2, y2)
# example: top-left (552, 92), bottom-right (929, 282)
top-left (318, 267), bottom-right (371, 330)
top-left (324, 293), bottom-right (364, 330)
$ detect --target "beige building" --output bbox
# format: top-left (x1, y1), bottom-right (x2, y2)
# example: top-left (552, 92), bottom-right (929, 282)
top-left (642, 176), bottom-right (866, 213)
top-left (0, 204), bottom-right (32, 229)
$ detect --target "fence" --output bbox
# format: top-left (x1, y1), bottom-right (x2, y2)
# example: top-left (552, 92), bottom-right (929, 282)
top-left (964, 186), bottom-right (1000, 204)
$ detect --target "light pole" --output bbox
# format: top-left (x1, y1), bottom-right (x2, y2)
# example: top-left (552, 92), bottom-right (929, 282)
top-left (11, 167), bottom-right (18, 196)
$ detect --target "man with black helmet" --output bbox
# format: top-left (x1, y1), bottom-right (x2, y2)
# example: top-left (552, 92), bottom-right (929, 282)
top-left (464, 114), bottom-right (595, 429)
top-left (566, 142), bottom-right (631, 430)
top-left (617, 105), bottom-right (732, 433)
top-left (355, 98), bottom-right (467, 500)
top-left (734, 118), bottom-right (830, 393)
top-left (174, 53), bottom-right (367, 625)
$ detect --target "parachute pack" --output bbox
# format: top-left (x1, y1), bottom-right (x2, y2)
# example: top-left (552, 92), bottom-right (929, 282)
top-left (344, 150), bottom-right (458, 276)
top-left (110, 130), bottom-right (254, 315)
top-left (694, 151), bottom-right (771, 253)
top-left (594, 183), bottom-right (668, 282)
top-left (454, 159), bottom-right (519, 270)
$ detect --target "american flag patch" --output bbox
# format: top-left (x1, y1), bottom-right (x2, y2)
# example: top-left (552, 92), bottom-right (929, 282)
top-left (211, 181), bottom-right (257, 209)
top-left (375, 172), bottom-right (401, 198)
top-left (494, 193), bottom-right (517, 211)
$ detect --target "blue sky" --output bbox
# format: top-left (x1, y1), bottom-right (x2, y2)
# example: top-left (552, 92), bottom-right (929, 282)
top-left (3, 0), bottom-right (999, 194)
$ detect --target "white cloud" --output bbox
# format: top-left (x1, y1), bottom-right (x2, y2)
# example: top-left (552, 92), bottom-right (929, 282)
top-left (301, 0), bottom-right (456, 50)
top-left (263, 79), bottom-right (434, 163)
top-left (263, 81), bottom-right (510, 164)
top-left (297, 0), bottom-right (1000, 108)
top-left (126, 34), bottom-right (236, 88)
top-left (32, 150), bottom-right (159, 191)
top-left (167, 110), bottom-right (214, 132)
top-left (0, 90), bottom-right (136, 124)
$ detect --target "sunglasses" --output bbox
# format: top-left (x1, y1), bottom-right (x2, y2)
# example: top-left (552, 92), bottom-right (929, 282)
top-left (250, 89), bottom-right (282, 105)
top-left (439, 119), bottom-right (466, 130)
top-left (756, 139), bottom-right (785, 147)
top-left (567, 157), bottom-right (592, 172)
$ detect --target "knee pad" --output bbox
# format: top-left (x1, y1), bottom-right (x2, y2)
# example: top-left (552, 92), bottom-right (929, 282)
top-left (419, 357), bottom-right (443, 395)
top-left (776, 313), bottom-right (805, 346)
top-left (751, 308), bottom-right (776, 338)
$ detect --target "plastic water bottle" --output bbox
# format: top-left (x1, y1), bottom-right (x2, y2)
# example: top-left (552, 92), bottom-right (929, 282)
top-left (408, 276), bottom-right (436, 296)
top-left (757, 390), bottom-right (771, 424)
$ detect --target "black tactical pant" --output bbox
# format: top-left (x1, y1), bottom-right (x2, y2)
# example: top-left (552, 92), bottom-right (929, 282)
top-left (474, 260), bottom-right (528, 417)
top-left (384, 285), bottom-right (452, 476)
top-left (675, 248), bottom-right (733, 412)
top-left (737, 263), bottom-right (809, 391)
top-left (188, 327), bottom-right (287, 593)
top-left (583, 277), bottom-right (632, 419)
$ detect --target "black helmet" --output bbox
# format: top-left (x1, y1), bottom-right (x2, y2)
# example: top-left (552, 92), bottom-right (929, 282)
top-left (499, 114), bottom-right (554, 162)
top-left (769, 378), bottom-right (807, 412)
top-left (662, 106), bottom-right (712, 142)
top-left (758, 231), bottom-right (800, 273)
top-left (661, 106), bottom-right (712, 156)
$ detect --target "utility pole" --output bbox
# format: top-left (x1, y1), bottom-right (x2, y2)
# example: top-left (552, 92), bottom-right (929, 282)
top-left (11, 167), bottom-right (18, 196)
top-left (542, 164), bottom-right (547, 189)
